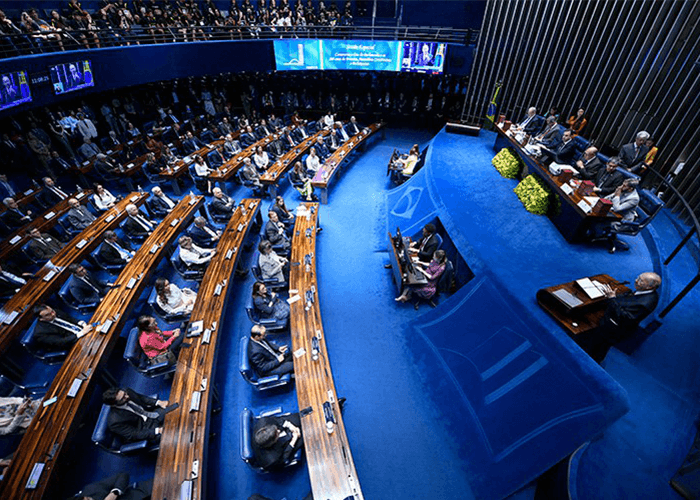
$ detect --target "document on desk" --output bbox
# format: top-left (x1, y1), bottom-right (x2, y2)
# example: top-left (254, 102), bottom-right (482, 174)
top-left (576, 277), bottom-right (604, 299)
top-left (552, 289), bottom-right (583, 309)
top-left (560, 183), bottom-right (574, 195)
top-left (287, 294), bottom-right (301, 304)
top-left (584, 196), bottom-right (600, 206)
top-left (576, 199), bottom-right (593, 214)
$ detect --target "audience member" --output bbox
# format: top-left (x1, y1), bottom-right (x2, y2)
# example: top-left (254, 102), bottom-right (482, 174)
top-left (149, 186), bottom-right (177, 216)
top-left (0, 261), bottom-right (28, 296)
top-left (98, 230), bottom-right (134, 267)
top-left (26, 227), bottom-right (62, 261)
top-left (0, 396), bottom-right (41, 436)
top-left (68, 263), bottom-right (112, 304)
top-left (92, 183), bottom-right (117, 210)
top-left (210, 187), bottom-right (235, 218)
top-left (68, 472), bottom-right (153, 500)
top-left (154, 277), bottom-right (196, 316)
top-left (66, 197), bottom-right (96, 230)
top-left (178, 235), bottom-right (215, 272)
top-left (102, 386), bottom-right (168, 443)
top-left (2, 197), bottom-right (33, 227)
top-left (123, 203), bottom-right (156, 238)
top-left (32, 304), bottom-right (90, 351)
top-left (248, 324), bottom-right (294, 377)
top-left (258, 240), bottom-right (288, 284)
top-left (188, 216), bottom-right (221, 247)
top-left (252, 281), bottom-right (290, 321)
top-left (137, 315), bottom-right (183, 366)
top-left (40, 176), bottom-right (70, 205)
top-left (305, 147), bottom-right (321, 175)
top-left (252, 407), bottom-right (303, 471)
top-left (265, 211), bottom-right (291, 253)
top-left (619, 131), bottom-right (650, 172)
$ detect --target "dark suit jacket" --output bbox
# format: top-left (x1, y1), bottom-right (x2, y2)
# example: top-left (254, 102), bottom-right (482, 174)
top-left (188, 225), bottom-right (217, 247)
top-left (183, 137), bottom-right (205, 154)
top-left (595, 168), bottom-right (625, 196)
top-left (548, 139), bottom-right (577, 165)
top-left (70, 272), bottom-right (108, 304)
top-left (577, 156), bottom-right (604, 180)
top-left (3, 208), bottom-right (32, 228)
top-left (601, 290), bottom-right (659, 342)
top-left (265, 220), bottom-right (289, 246)
top-left (252, 412), bottom-right (302, 471)
top-left (293, 126), bottom-right (310, 142)
top-left (256, 125), bottom-right (272, 139)
top-left (77, 473), bottom-right (152, 500)
top-left (66, 206), bottom-right (96, 230)
top-left (346, 122), bottom-right (362, 136)
top-left (315, 142), bottom-right (330, 160)
top-left (49, 157), bottom-right (73, 174)
top-left (248, 338), bottom-right (284, 375)
top-left (539, 127), bottom-right (562, 149)
top-left (122, 215), bottom-right (154, 237)
top-left (38, 187), bottom-right (69, 207)
top-left (240, 133), bottom-right (257, 148)
top-left (0, 180), bottom-right (19, 199)
top-left (98, 239), bottom-right (132, 266)
top-left (0, 264), bottom-right (26, 296)
top-left (149, 195), bottom-right (176, 217)
top-left (34, 310), bottom-right (79, 350)
top-left (27, 234), bottom-right (62, 260)
top-left (107, 388), bottom-right (163, 443)
top-left (210, 195), bottom-right (234, 217)
top-left (415, 233), bottom-right (439, 263)
top-left (520, 114), bottom-right (544, 135)
top-left (619, 143), bottom-right (649, 169)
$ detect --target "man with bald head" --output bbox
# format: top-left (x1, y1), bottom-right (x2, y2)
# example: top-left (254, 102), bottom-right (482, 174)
top-left (574, 146), bottom-right (603, 180)
top-left (575, 272), bottom-right (661, 362)
top-left (66, 197), bottom-right (96, 230)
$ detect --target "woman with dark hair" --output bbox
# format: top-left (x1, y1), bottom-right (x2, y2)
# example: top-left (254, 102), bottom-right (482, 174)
top-left (395, 249), bottom-right (448, 309)
top-left (154, 277), bottom-right (197, 315)
top-left (566, 108), bottom-right (588, 137)
top-left (137, 315), bottom-right (182, 365)
top-left (92, 183), bottom-right (117, 210)
top-left (290, 161), bottom-right (315, 201)
top-left (252, 281), bottom-right (290, 320)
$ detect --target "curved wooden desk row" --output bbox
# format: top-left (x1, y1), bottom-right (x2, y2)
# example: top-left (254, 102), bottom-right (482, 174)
top-left (0, 189), bottom-right (91, 262)
top-left (0, 195), bottom-right (204, 499)
top-left (0, 192), bottom-right (150, 356)
top-left (0, 186), bottom-right (42, 215)
top-left (208, 125), bottom-right (297, 182)
top-left (290, 203), bottom-right (364, 500)
top-left (312, 123), bottom-right (384, 204)
top-left (72, 134), bottom-right (147, 175)
top-left (260, 129), bottom-right (331, 198)
top-left (153, 198), bottom-right (262, 500)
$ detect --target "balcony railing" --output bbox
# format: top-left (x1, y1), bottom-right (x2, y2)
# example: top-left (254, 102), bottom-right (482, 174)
top-left (0, 24), bottom-right (478, 60)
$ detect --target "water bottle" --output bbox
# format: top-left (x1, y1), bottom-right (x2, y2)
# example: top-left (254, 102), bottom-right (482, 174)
top-left (137, 185), bottom-right (143, 193)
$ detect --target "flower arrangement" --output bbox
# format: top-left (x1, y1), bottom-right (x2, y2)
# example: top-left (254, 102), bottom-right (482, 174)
top-left (492, 148), bottom-right (522, 179)
top-left (514, 174), bottom-right (552, 215)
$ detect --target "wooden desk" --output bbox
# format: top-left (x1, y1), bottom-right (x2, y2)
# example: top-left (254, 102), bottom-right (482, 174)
top-left (289, 203), bottom-right (364, 500)
top-left (160, 139), bottom-right (226, 195)
top-left (536, 274), bottom-right (631, 335)
top-left (152, 198), bottom-right (261, 500)
top-left (208, 126), bottom-right (296, 189)
top-left (312, 123), bottom-right (383, 204)
top-left (0, 190), bottom-right (92, 263)
top-left (0, 195), bottom-right (203, 499)
top-left (260, 130), bottom-right (330, 199)
top-left (493, 125), bottom-right (619, 242)
top-left (0, 192), bottom-right (148, 357)
top-left (0, 186), bottom-right (42, 215)
top-left (386, 231), bottom-right (428, 294)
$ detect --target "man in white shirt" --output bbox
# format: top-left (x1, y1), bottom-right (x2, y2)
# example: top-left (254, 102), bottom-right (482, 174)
top-left (123, 203), bottom-right (156, 239)
top-left (149, 186), bottom-right (176, 217)
top-left (76, 113), bottom-right (98, 141)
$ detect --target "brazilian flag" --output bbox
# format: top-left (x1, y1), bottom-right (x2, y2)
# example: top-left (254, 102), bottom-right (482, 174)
top-left (485, 82), bottom-right (502, 129)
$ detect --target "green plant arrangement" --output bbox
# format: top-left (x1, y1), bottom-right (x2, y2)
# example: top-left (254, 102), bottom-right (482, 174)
top-left (514, 174), bottom-right (552, 215)
top-left (491, 148), bottom-right (522, 179)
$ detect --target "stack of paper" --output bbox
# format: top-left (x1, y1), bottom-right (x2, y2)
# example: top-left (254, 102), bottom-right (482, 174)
top-left (576, 277), bottom-right (604, 299)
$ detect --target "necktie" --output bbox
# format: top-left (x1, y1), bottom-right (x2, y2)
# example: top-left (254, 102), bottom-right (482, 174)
top-left (161, 196), bottom-right (175, 209)
top-left (81, 276), bottom-right (100, 293)
top-left (51, 317), bottom-right (81, 333)
top-left (109, 241), bottom-right (130, 259)
top-left (204, 226), bottom-right (217, 238)
top-left (135, 215), bottom-right (153, 231)
top-left (121, 401), bottom-right (160, 421)
top-left (257, 339), bottom-right (279, 357)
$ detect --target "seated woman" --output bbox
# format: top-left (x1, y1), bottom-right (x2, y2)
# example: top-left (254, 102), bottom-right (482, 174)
top-left (193, 155), bottom-right (214, 193)
top-left (395, 250), bottom-right (447, 309)
top-left (178, 235), bottom-right (215, 273)
top-left (144, 134), bottom-right (163, 156)
top-left (271, 195), bottom-right (295, 234)
top-left (290, 161), bottom-right (316, 201)
top-left (154, 277), bottom-right (197, 316)
top-left (0, 396), bottom-right (41, 436)
top-left (566, 109), bottom-right (587, 137)
top-left (137, 315), bottom-right (183, 366)
top-left (253, 145), bottom-right (270, 172)
top-left (392, 144), bottom-right (420, 177)
top-left (92, 183), bottom-right (117, 210)
top-left (252, 281), bottom-right (290, 320)
top-left (258, 240), bottom-right (288, 284)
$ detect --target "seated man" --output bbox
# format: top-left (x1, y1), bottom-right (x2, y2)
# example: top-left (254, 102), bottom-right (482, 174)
top-left (248, 324), bottom-right (294, 377)
top-left (0, 261), bottom-right (28, 296)
top-left (282, 129), bottom-right (297, 150)
top-left (512, 106), bottom-right (544, 136)
top-left (327, 129), bottom-right (341, 152)
top-left (68, 472), bottom-right (152, 500)
top-left (2, 197), bottom-right (33, 228)
top-left (49, 151), bottom-right (74, 174)
top-left (241, 158), bottom-right (265, 193)
top-left (345, 115), bottom-right (362, 136)
top-left (102, 387), bottom-right (168, 443)
top-left (409, 223), bottom-right (439, 264)
top-left (223, 133), bottom-right (242, 158)
top-left (573, 147), bottom-right (603, 180)
top-left (149, 186), bottom-right (177, 217)
top-left (593, 157), bottom-right (625, 197)
top-left (32, 304), bottom-right (90, 351)
top-left (268, 114), bottom-right (283, 130)
top-left (604, 179), bottom-right (641, 253)
top-left (314, 137), bottom-right (330, 161)
top-left (335, 121), bottom-right (350, 144)
top-left (252, 406), bottom-right (303, 471)
top-left (619, 130), bottom-right (650, 172)
top-left (218, 116), bottom-right (235, 136)
top-left (66, 197), bottom-right (96, 231)
top-left (543, 129), bottom-right (577, 170)
top-left (78, 137), bottom-right (101, 160)
top-left (524, 116), bottom-right (561, 155)
top-left (240, 126), bottom-right (257, 148)
top-left (574, 272), bottom-right (661, 362)
top-left (293, 121), bottom-right (311, 142)
top-left (258, 240), bottom-right (288, 283)
top-left (68, 263), bottom-right (113, 304)
top-left (93, 153), bottom-right (120, 179)
top-left (178, 235), bottom-right (215, 272)
top-left (256, 119), bottom-right (272, 139)
top-left (265, 211), bottom-right (291, 253)
top-left (98, 230), bottom-right (134, 267)
top-left (210, 187), bottom-right (235, 219)
top-left (188, 216), bottom-right (221, 247)
top-left (143, 152), bottom-right (162, 177)
top-left (123, 203), bottom-right (156, 239)
top-left (0, 174), bottom-right (18, 199)
top-left (26, 227), bottom-right (63, 261)
top-left (39, 177), bottom-right (70, 206)
top-left (182, 131), bottom-right (205, 155)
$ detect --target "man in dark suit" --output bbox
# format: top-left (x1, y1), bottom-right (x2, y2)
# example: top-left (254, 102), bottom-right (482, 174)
top-left (210, 187), bottom-right (235, 219)
top-left (293, 122), bottom-right (311, 142)
top-left (574, 147), bottom-right (604, 180)
top-left (122, 203), bottom-right (156, 239)
top-left (240, 126), bottom-right (257, 148)
top-left (593, 158), bottom-right (625, 197)
top-left (66, 197), bottom-right (96, 231)
top-left (514, 107), bottom-right (544, 136)
top-left (248, 324), bottom-right (294, 376)
top-left (1, 74), bottom-right (19, 104)
top-left (345, 116), bottom-right (362, 136)
top-left (0, 261), bottom-right (28, 297)
top-left (409, 223), bottom-right (440, 263)
top-left (66, 63), bottom-right (84, 89)
top-left (39, 177), bottom-right (70, 207)
top-left (256, 119), bottom-right (272, 139)
top-left (98, 231), bottom-right (134, 267)
top-left (268, 114), bottom-right (283, 130)
top-left (2, 197), bottom-right (33, 228)
top-left (314, 137), bottom-right (330, 161)
top-left (252, 407), bottom-right (303, 471)
top-left (0, 174), bottom-right (18, 199)
top-left (32, 304), bottom-right (90, 351)
top-left (619, 131), bottom-right (650, 172)
top-left (265, 211), bottom-right (291, 253)
top-left (188, 216), bottom-right (221, 247)
top-left (336, 121), bottom-right (351, 144)
top-left (533, 116), bottom-right (561, 149)
top-left (543, 129), bottom-right (577, 166)
top-left (68, 263), bottom-right (112, 304)
top-left (182, 131), bottom-right (205, 155)
top-left (223, 134), bottom-right (242, 158)
top-left (149, 186), bottom-right (177, 217)
top-left (282, 130), bottom-right (298, 150)
top-left (102, 387), bottom-right (168, 443)
top-left (68, 472), bottom-right (153, 500)
top-left (48, 151), bottom-right (73, 174)
top-left (575, 272), bottom-right (661, 362)
top-left (26, 228), bottom-right (62, 261)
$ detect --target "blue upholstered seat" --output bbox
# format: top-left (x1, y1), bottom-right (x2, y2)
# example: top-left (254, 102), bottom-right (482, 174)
top-left (238, 336), bottom-right (293, 392)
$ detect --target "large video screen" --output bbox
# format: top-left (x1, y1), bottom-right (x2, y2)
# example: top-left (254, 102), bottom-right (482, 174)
top-left (0, 71), bottom-right (32, 111)
top-left (400, 41), bottom-right (446, 74)
top-left (274, 39), bottom-right (446, 73)
top-left (50, 60), bottom-right (94, 95)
